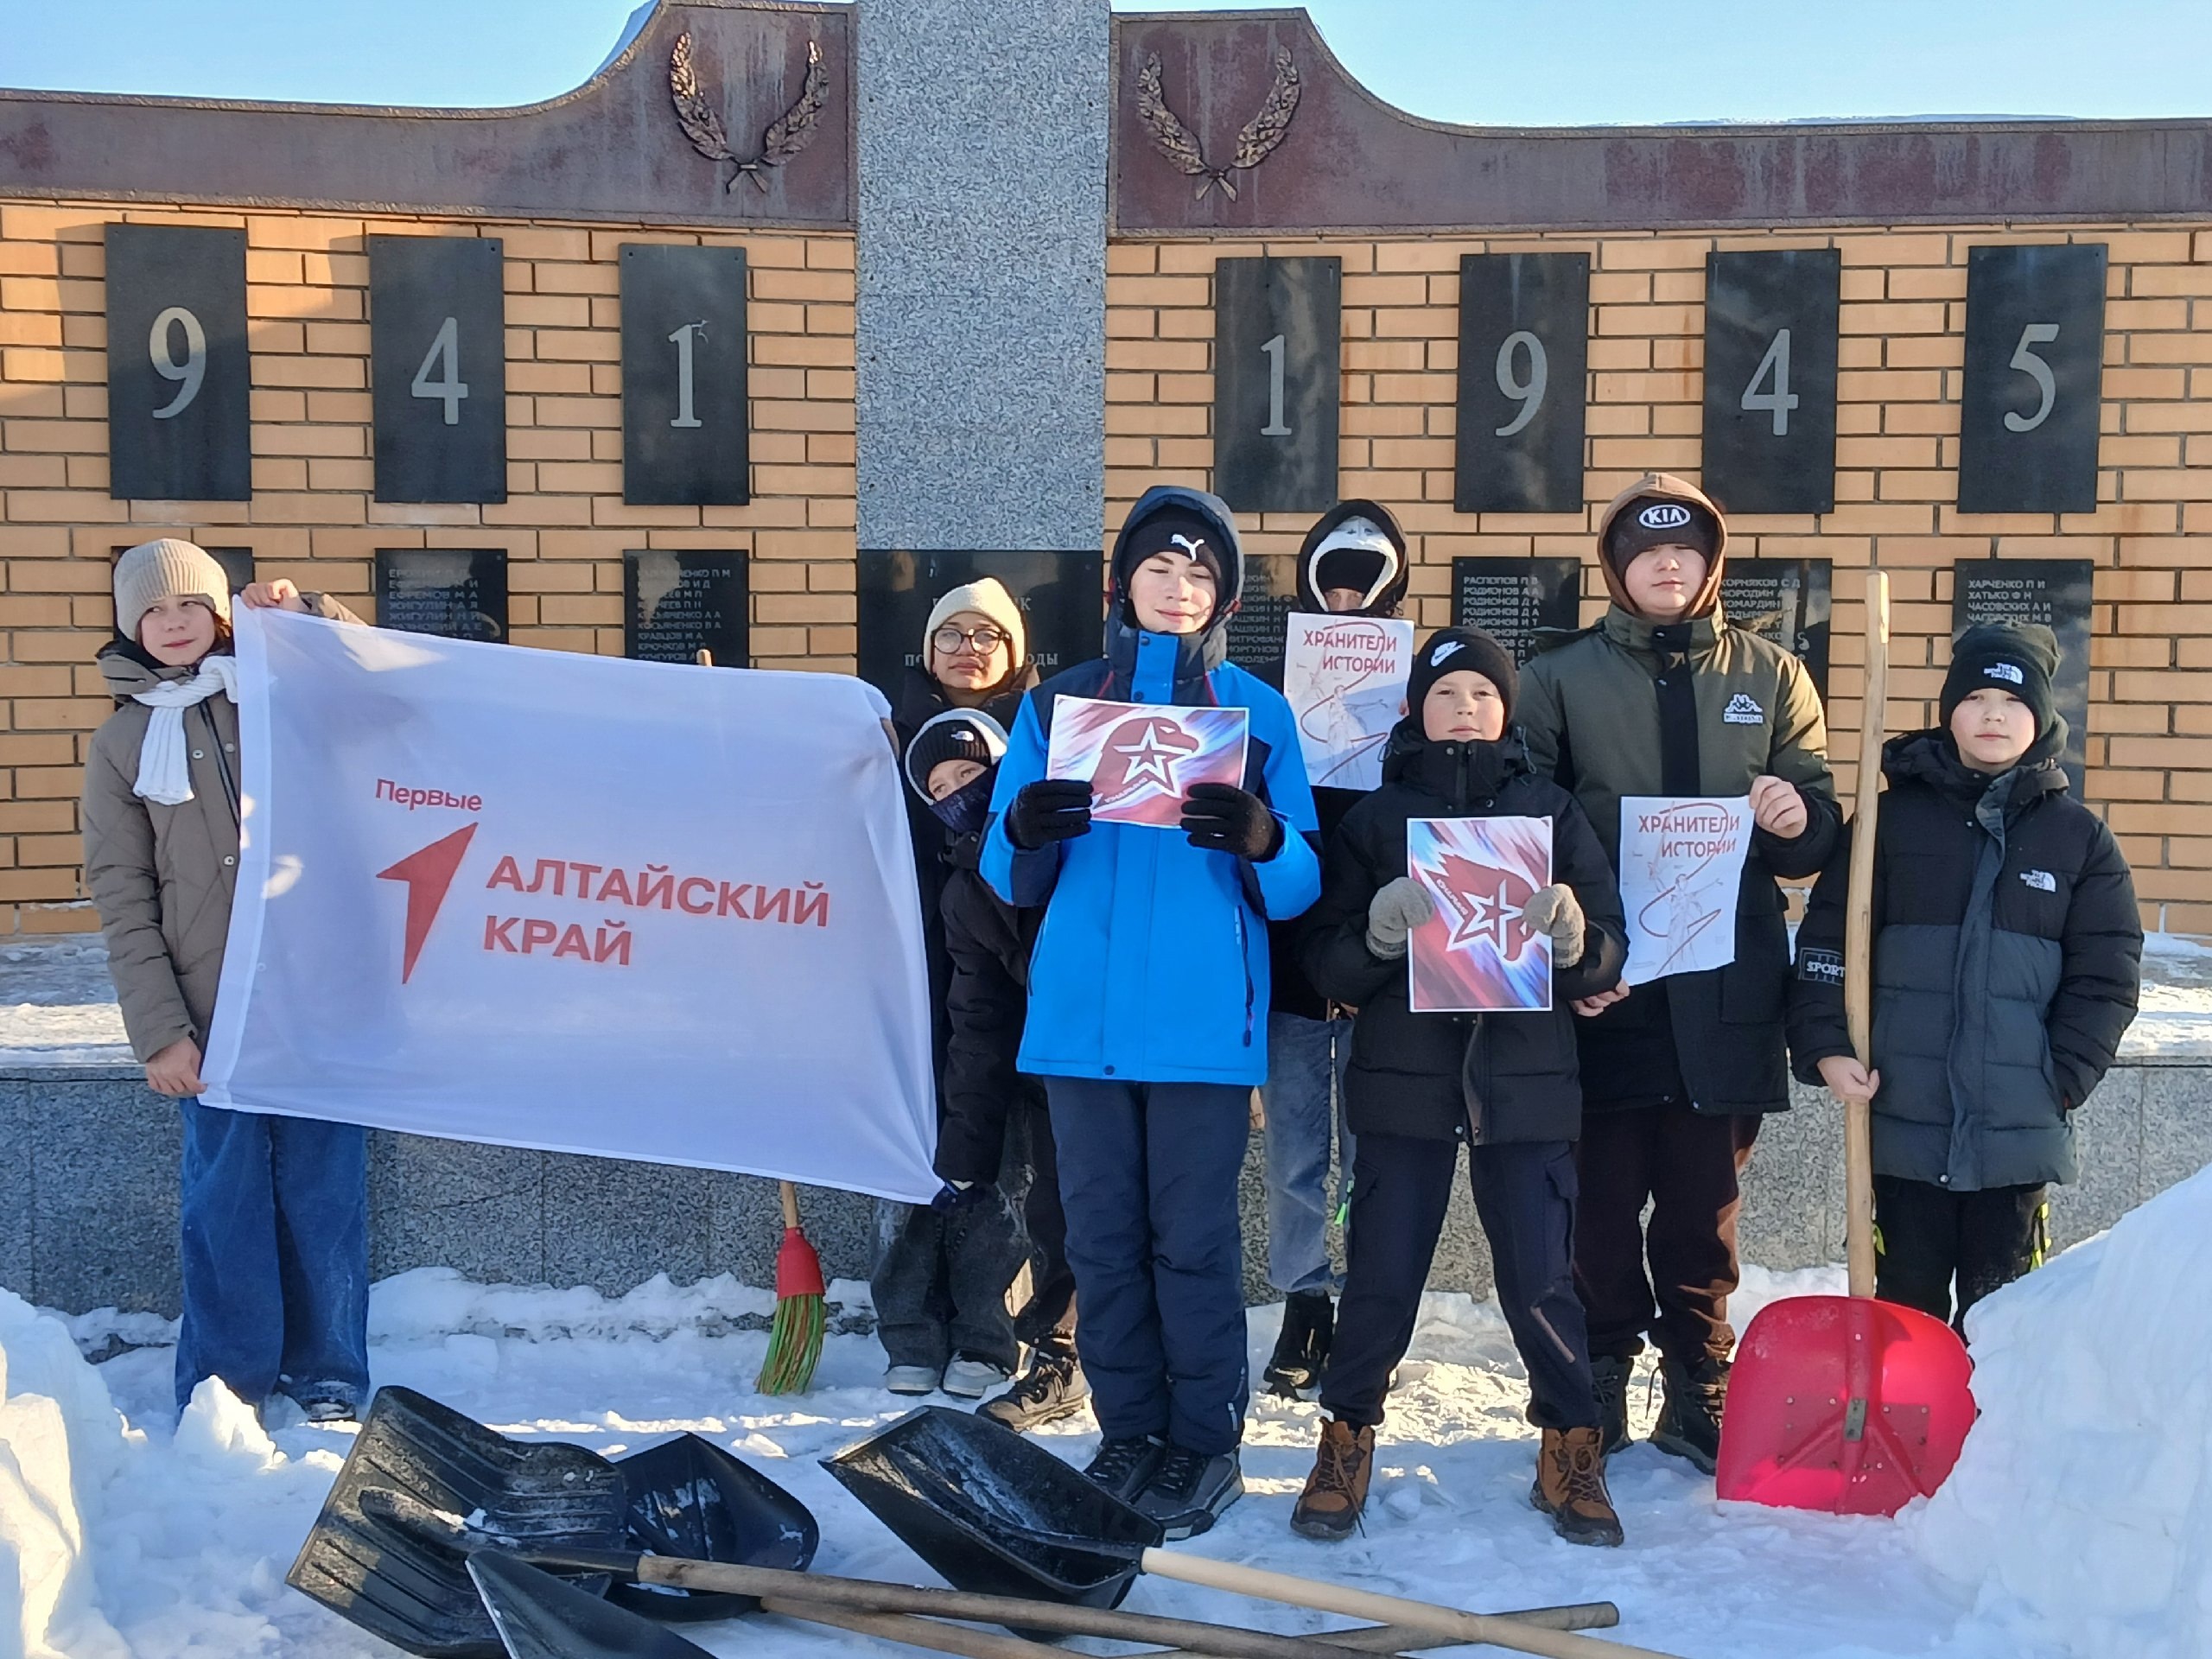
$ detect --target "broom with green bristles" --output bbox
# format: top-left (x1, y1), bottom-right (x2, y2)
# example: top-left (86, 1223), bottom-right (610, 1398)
top-left (757, 1179), bottom-right (826, 1393)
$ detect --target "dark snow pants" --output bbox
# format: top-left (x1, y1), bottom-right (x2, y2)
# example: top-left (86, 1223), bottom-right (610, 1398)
top-left (870, 1190), bottom-right (1027, 1373)
top-left (1573, 1103), bottom-right (1762, 1367)
top-left (175, 1098), bottom-right (371, 1416)
top-left (1324, 1134), bottom-right (1599, 1432)
top-left (1873, 1174), bottom-right (2049, 1334)
top-left (1012, 1096), bottom-right (1078, 1352)
top-left (1046, 1077), bottom-right (1249, 1456)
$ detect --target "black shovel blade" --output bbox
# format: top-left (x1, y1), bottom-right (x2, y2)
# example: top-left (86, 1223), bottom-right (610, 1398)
top-left (288, 1386), bottom-right (630, 1658)
top-left (470, 1554), bottom-right (715, 1659)
top-left (821, 1407), bottom-right (1161, 1611)
top-left (607, 1433), bottom-right (820, 1622)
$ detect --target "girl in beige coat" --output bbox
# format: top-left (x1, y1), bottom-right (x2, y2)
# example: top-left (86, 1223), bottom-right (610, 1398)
top-left (81, 538), bottom-right (369, 1421)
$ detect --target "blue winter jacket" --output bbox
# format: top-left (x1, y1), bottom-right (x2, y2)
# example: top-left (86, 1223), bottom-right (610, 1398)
top-left (982, 489), bottom-right (1321, 1086)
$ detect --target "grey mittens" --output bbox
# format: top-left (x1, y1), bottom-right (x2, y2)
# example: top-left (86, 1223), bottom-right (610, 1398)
top-left (1366, 875), bottom-right (1435, 961)
top-left (1520, 882), bottom-right (1586, 966)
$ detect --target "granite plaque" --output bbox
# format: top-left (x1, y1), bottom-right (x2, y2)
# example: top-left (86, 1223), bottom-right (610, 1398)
top-left (625, 550), bottom-right (748, 665)
top-left (1214, 257), bottom-right (1340, 514)
top-left (1959, 245), bottom-right (2107, 516)
top-left (1456, 253), bottom-right (1589, 515)
top-left (1720, 557), bottom-right (1833, 699)
top-left (105, 224), bottom-right (251, 502)
top-left (375, 549), bottom-right (508, 643)
top-left (621, 244), bottom-right (749, 506)
top-left (1702, 249), bottom-right (1840, 515)
top-left (1224, 553), bottom-right (1301, 683)
top-left (369, 235), bottom-right (507, 504)
top-left (1451, 557), bottom-right (1584, 664)
top-left (856, 550), bottom-right (1103, 699)
top-left (1952, 558), bottom-right (2094, 792)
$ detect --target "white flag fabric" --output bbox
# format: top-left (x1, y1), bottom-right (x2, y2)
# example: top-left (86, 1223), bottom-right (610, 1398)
top-left (200, 609), bottom-right (939, 1203)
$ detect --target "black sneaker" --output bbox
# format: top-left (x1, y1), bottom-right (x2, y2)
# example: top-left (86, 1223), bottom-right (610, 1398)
top-left (1649, 1356), bottom-right (1727, 1475)
top-left (1590, 1355), bottom-right (1633, 1456)
top-left (1083, 1435), bottom-right (1165, 1503)
top-left (1135, 1446), bottom-right (1243, 1540)
top-left (978, 1348), bottom-right (1091, 1433)
top-left (1262, 1290), bottom-right (1334, 1399)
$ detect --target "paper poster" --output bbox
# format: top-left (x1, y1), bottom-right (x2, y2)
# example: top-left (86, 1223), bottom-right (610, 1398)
top-left (1618, 796), bottom-right (1755, 986)
top-left (1407, 816), bottom-right (1553, 1014)
top-left (1045, 696), bottom-right (1250, 829)
top-left (1282, 614), bottom-right (1416, 791)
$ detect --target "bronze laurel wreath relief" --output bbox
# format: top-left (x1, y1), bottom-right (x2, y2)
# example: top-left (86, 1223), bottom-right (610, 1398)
top-left (669, 32), bottom-right (828, 194)
top-left (1135, 46), bottom-right (1300, 201)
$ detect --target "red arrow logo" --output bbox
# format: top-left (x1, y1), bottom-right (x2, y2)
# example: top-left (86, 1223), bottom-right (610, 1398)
top-left (377, 822), bottom-right (479, 984)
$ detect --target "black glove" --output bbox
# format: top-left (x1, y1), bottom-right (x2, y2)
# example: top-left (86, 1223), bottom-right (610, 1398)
top-left (930, 1179), bottom-right (995, 1212)
top-left (1007, 779), bottom-right (1093, 850)
top-left (1180, 782), bottom-right (1283, 861)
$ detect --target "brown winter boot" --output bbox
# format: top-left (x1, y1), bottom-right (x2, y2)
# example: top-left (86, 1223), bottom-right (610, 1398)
top-left (1530, 1426), bottom-right (1624, 1548)
top-left (1290, 1419), bottom-right (1376, 1541)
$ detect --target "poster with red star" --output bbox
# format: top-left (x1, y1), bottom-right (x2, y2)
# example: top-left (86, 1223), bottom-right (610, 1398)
top-left (1045, 696), bottom-right (1251, 828)
top-left (1406, 816), bottom-right (1554, 1013)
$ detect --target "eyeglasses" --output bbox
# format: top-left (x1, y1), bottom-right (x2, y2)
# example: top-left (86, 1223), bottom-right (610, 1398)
top-left (932, 624), bottom-right (1009, 656)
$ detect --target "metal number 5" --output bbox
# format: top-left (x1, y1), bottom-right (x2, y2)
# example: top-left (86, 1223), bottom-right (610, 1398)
top-left (1493, 330), bottom-right (1548, 437)
top-left (148, 306), bottom-right (207, 421)
top-left (2004, 323), bottom-right (2061, 434)
top-left (1260, 333), bottom-right (1292, 437)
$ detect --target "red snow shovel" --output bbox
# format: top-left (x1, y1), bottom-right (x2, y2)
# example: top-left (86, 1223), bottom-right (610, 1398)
top-left (1716, 571), bottom-right (1977, 1517)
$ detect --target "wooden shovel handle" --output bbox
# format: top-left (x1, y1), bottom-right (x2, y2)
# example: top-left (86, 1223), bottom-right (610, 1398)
top-left (1135, 1551), bottom-right (1685, 1659)
top-left (761, 1598), bottom-right (1063, 1659)
top-left (1843, 571), bottom-right (1890, 1299)
top-left (1144, 1611), bottom-right (1622, 1656)
top-left (779, 1179), bottom-right (802, 1230)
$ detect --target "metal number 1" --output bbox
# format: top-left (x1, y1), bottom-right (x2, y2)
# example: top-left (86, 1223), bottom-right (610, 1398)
top-left (1260, 333), bottom-right (1292, 436)
top-left (668, 320), bottom-right (707, 429)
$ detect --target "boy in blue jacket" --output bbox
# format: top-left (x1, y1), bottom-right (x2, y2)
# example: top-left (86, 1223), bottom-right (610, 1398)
top-left (983, 486), bottom-right (1321, 1538)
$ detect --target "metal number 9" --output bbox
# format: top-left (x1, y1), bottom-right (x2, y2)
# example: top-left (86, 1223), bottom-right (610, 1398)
top-left (148, 305), bottom-right (207, 421)
top-left (1493, 330), bottom-right (1548, 438)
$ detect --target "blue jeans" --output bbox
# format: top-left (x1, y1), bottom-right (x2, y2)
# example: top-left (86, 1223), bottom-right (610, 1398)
top-left (175, 1100), bottom-right (372, 1415)
top-left (1259, 1012), bottom-right (1353, 1296)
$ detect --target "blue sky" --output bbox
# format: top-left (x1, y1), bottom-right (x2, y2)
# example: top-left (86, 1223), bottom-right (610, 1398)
top-left (0, 1), bottom-right (2208, 125)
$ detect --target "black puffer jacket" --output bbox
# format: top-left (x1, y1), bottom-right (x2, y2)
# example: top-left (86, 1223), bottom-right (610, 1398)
top-left (934, 830), bottom-right (1044, 1185)
top-left (1300, 723), bottom-right (1627, 1145)
top-left (1788, 728), bottom-right (2141, 1190)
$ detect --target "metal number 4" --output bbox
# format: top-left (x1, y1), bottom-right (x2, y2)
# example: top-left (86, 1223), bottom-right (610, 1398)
top-left (1741, 327), bottom-right (1799, 438)
top-left (2004, 323), bottom-right (2061, 434)
top-left (668, 320), bottom-right (708, 430)
top-left (149, 306), bottom-right (207, 421)
top-left (1260, 333), bottom-right (1292, 437)
top-left (410, 316), bottom-right (469, 426)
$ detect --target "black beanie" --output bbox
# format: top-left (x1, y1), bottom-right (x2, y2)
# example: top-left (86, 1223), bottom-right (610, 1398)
top-left (1407, 627), bottom-right (1517, 728)
top-left (1605, 494), bottom-right (1721, 573)
top-left (1116, 506), bottom-right (1228, 603)
top-left (1942, 620), bottom-right (2060, 737)
top-left (903, 710), bottom-right (1008, 802)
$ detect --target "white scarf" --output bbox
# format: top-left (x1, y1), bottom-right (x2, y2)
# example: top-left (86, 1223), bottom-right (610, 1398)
top-left (131, 655), bottom-right (240, 806)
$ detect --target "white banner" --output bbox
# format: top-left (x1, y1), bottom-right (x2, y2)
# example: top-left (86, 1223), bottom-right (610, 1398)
top-left (201, 610), bottom-right (939, 1203)
top-left (1618, 795), bottom-right (1755, 988)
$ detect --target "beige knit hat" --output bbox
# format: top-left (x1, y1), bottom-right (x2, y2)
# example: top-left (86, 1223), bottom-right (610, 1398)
top-left (114, 538), bottom-right (232, 641)
top-left (923, 576), bottom-right (1027, 667)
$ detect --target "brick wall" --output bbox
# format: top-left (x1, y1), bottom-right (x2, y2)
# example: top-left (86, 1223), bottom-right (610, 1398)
top-left (0, 200), bottom-right (855, 935)
top-left (1105, 226), bottom-right (2212, 933)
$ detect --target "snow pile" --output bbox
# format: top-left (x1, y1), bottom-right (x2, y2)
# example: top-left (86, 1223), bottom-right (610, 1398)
top-left (1910, 1163), bottom-right (2212, 1656)
top-left (0, 1290), bottom-right (128, 1659)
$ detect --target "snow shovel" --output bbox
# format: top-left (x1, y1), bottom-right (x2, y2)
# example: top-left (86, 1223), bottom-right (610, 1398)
top-left (469, 1553), bottom-right (715, 1659)
top-left (606, 1433), bottom-right (818, 1621)
top-left (1716, 571), bottom-right (1978, 1516)
top-left (823, 1408), bottom-right (1687, 1659)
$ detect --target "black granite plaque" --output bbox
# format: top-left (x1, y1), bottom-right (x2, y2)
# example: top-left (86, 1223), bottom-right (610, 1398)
top-left (621, 244), bottom-right (748, 506)
top-left (856, 550), bottom-right (1104, 700)
top-left (1702, 250), bottom-right (1840, 515)
top-left (1214, 257), bottom-right (1340, 514)
top-left (1720, 557), bottom-right (1833, 700)
top-left (1959, 245), bottom-right (2107, 516)
top-left (1451, 557), bottom-right (1584, 664)
top-left (1224, 553), bottom-right (1301, 682)
top-left (105, 224), bottom-right (251, 502)
top-left (369, 235), bottom-right (507, 504)
top-left (1456, 253), bottom-right (1589, 515)
top-left (1952, 559), bottom-right (2093, 792)
top-left (625, 550), bottom-right (748, 664)
top-left (375, 550), bottom-right (508, 643)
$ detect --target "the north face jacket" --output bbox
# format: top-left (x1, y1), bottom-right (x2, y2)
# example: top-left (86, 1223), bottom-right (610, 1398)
top-left (982, 486), bottom-right (1322, 1086)
top-left (1300, 723), bottom-right (1627, 1145)
top-left (81, 596), bottom-right (360, 1062)
top-left (1788, 728), bottom-right (2141, 1190)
